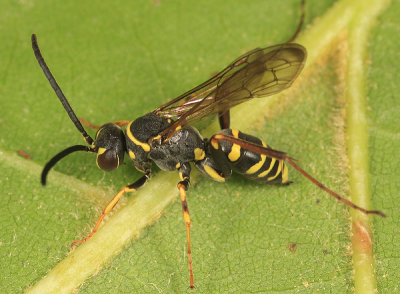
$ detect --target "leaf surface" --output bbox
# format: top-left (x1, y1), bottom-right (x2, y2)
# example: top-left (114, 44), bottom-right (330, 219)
top-left (0, 0), bottom-right (397, 293)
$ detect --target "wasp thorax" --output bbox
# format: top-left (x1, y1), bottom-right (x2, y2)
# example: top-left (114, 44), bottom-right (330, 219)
top-left (125, 113), bottom-right (173, 173)
top-left (94, 123), bottom-right (126, 171)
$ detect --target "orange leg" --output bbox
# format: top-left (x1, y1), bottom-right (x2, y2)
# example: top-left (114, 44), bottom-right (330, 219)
top-left (71, 173), bottom-right (150, 247)
top-left (177, 162), bottom-right (195, 288)
top-left (113, 120), bottom-right (130, 127)
top-left (79, 118), bottom-right (101, 130)
top-left (178, 181), bottom-right (194, 289)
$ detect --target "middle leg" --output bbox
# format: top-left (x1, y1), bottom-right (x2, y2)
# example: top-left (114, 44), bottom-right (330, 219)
top-left (177, 162), bottom-right (195, 288)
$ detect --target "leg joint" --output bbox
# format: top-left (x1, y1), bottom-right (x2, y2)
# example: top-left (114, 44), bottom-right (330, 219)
top-left (178, 179), bottom-right (190, 191)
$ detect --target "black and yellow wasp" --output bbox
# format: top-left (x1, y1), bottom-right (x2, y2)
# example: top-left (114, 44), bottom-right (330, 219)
top-left (31, 31), bottom-right (385, 288)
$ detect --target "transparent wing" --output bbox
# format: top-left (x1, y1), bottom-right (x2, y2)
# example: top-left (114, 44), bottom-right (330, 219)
top-left (154, 43), bottom-right (306, 133)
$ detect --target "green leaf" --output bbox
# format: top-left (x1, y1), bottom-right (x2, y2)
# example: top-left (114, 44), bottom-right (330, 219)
top-left (1, 0), bottom-right (398, 293)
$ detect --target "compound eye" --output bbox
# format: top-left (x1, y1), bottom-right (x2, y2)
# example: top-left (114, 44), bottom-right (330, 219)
top-left (96, 148), bottom-right (119, 171)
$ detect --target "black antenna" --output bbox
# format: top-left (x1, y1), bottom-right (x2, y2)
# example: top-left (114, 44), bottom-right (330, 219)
top-left (41, 145), bottom-right (95, 185)
top-left (286, 0), bottom-right (305, 43)
top-left (31, 34), bottom-right (94, 146)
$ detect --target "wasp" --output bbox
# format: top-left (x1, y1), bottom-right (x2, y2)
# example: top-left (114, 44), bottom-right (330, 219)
top-left (31, 26), bottom-right (385, 287)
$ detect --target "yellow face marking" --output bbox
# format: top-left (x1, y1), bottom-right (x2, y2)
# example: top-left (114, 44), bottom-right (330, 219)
top-left (96, 147), bottom-right (117, 169)
top-left (267, 160), bottom-right (282, 181)
top-left (258, 158), bottom-right (276, 178)
top-left (204, 165), bottom-right (225, 182)
top-left (129, 150), bottom-right (136, 160)
top-left (281, 162), bottom-right (289, 183)
top-left (97, 147), bottom-right (120, 168)
top-left (194, 148), bottom-right (205, 161)
top-left (245, 141), bottom-right (267, 174)
top-left (95, 147), bottom-right (107, 169)
top-left (97, 147), bottom-right (107, 155)
top-left (176, 162), bottom-right (181, 169)
top-left (126, 121), bottom-right (151, 152)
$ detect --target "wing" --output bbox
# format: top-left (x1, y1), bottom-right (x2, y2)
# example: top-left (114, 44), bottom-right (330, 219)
top-left (154, 43), bottom-right (306, 134)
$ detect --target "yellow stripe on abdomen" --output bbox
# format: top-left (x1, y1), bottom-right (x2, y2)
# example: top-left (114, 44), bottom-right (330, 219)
top-left (245, 140), bottom-right (267, 174)
top-left (267, 160), bottom-right (283, 181)
top-left (228, 129), bottom-right (241, 162)
top-left (257, 158), bottom-right (276, 178)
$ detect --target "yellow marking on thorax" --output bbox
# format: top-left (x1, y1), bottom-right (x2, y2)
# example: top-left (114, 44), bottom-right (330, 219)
top-left (194, 148), bottom-right (205, 161)
top-left (129, 150), bottom-right (136, 160)
top-left (126, 121), bottom-right (151, 152)
top-left (267, 160), bottom-right (283, 181)
top-left (204, 165), bottom-right (225, 182)
top-left (245, 140), bottom-right (267, 174)
top-left (228, 129), bottom-right (241, 162)
top-left (257, 158), bottom-right (276, 178)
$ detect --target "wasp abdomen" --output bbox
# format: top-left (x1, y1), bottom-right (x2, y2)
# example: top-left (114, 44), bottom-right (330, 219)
top-left (210, 129), bottom-right (289, 184)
